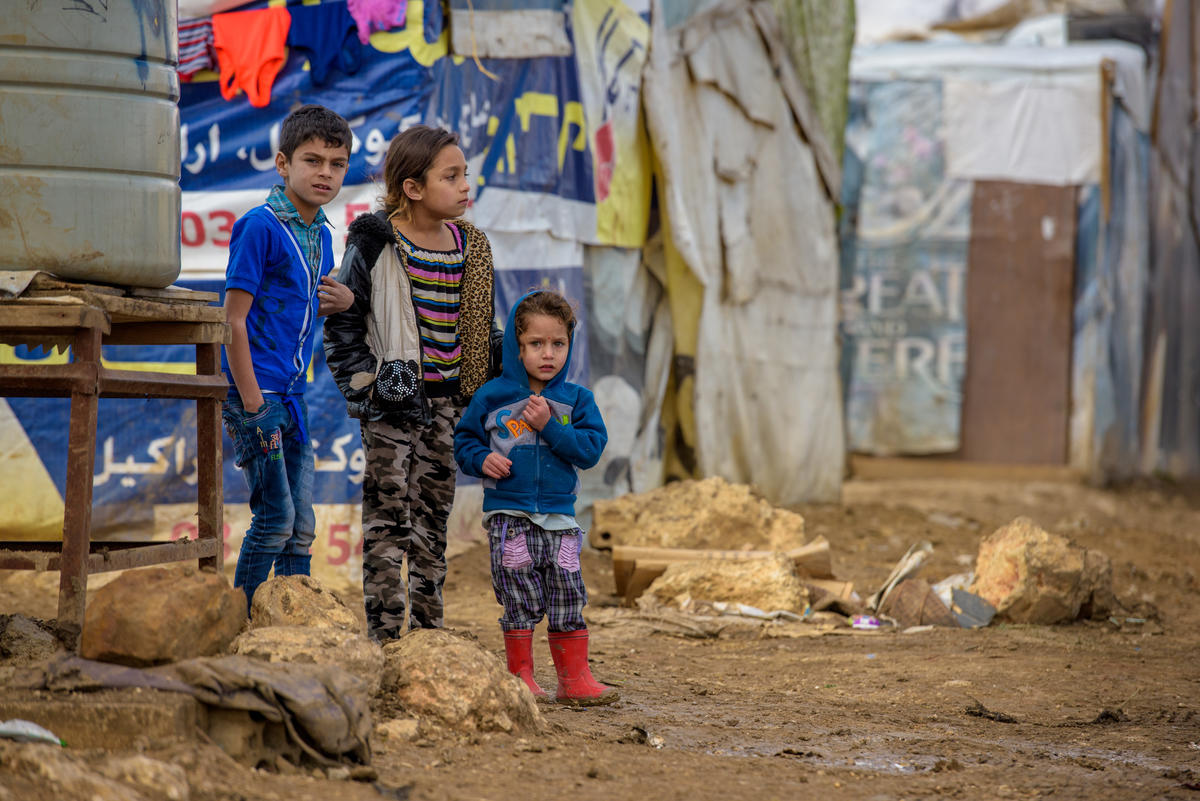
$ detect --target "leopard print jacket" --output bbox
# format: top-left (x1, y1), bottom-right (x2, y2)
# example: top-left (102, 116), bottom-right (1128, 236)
top-left (323, 211), bottom-right (497, 421)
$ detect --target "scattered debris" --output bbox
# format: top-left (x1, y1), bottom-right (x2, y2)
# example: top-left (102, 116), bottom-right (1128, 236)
top-left (0, 718), bottom-right (64, 746)
top-left (931, 572), bottom-right (974, 609)
top-left (851, 615), bottom-right (883, 630)
top-left (878, 579), bottom-right (958, 628)
top-left (867, 542), bottom-right (933, 612)
top-left (965, 699), bottom-right (1017, 723)
top-left (949, 588), bottom-right (996, 629)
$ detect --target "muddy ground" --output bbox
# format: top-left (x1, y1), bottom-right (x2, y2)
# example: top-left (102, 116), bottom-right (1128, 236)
top-left (3, 475), bottom-right (1200, 800)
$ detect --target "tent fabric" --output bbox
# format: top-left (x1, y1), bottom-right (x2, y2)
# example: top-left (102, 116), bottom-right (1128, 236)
top-left (852, 42), bottom-right (1149, 187)
top-left (644, 0), bottom-right (843, 504)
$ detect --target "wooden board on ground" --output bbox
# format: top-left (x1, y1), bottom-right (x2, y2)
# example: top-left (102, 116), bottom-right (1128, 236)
top-left (612, 537), bottom-right (833, 603)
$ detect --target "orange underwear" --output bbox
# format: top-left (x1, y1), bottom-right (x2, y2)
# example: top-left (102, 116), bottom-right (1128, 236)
top-left (213, 7), bottom-right (292, 108)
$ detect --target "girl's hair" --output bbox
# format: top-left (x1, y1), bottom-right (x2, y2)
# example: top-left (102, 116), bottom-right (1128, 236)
top-left (382, 125), bottom-right (461, 221)
top-left (514, 291), bottom-right (577, 339)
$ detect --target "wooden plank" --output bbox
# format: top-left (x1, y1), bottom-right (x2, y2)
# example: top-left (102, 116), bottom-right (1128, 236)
top-left (58, 326), bottom-right (102, 638)
top-left (27, 272), bottom-right (124, 296)
top-left (97, 368), bottom-right (228, 400)
top-left (956, 181), bottom-right (1077, 464)
top-left (127, 285), bottom-right (220, 304)
top-left (612, 538), bottom-right (833, 600)
top-left (0, 304), bottom-right (110, 333)
top-left (0, 362), bottom-right (96, 396)
top-left (106, 322), bottom-right (230, 345)
top-left (196, 343), bottom-right (223, 573)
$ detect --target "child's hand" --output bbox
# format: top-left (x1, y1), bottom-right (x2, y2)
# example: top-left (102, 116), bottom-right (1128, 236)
top-left (482, 452), bottom-right (512, 479)
top-left (318, 276), bottom-right (354, 316)
top-left (522, 395), bottom-right (551, 431)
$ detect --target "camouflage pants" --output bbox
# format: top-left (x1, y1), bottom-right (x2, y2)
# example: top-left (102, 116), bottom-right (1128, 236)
top-left (360, 396), bottom-right (461, 641)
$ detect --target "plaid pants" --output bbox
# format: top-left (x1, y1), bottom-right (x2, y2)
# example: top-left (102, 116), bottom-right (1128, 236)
top-left (488, 514), bottom-right (587, 632)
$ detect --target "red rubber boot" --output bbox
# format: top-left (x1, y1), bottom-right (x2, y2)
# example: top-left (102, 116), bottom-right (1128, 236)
top-left (503, 629), bottom-right (547, 697)
top-left (547, 629), bottom-right (619, 706)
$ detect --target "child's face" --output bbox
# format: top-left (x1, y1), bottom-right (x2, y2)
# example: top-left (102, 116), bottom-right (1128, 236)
top-left (518, 313), bottom-right (570, 392)
top-left (275, 137), bottom-right (350, 221)
top-left (407, 144), bottom-right (470, 221)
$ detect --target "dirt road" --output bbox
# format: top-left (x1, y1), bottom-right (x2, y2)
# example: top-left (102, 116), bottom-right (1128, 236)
top-left (3, 476), bottom-right (1199, 800)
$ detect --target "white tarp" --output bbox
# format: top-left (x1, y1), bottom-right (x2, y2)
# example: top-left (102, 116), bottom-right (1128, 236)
top-left (643, 0), bottom-right (843, 504)
top-left (852, 41), bottom-right (1149, 187)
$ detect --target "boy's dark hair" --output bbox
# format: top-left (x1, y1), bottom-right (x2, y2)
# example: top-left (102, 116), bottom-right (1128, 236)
top-left (514, 290), bottom-right (577, 340)
top-left (279, 104), bottom-right (352, 160)
top-left (382, 125), bottom-right (461, 221)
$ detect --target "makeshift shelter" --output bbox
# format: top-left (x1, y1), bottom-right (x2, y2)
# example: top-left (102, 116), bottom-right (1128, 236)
top-left (0, 0), bottom-right (846, 587)
top-left (838, 35), bottom-right (1151, 475)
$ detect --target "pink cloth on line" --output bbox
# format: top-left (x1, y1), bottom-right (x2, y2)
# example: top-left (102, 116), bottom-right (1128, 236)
top-left (347, 0), bottom-right (408, 44)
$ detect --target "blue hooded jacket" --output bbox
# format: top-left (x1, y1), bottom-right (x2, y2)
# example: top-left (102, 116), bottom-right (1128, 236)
top-left (453, 291), bottom-right (607, 516)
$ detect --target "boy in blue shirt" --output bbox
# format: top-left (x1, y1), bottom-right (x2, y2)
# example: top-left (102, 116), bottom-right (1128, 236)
top-left (221, 104), bottom-right (354, 609)
top-left (454, 290), bottom-right (618, 705)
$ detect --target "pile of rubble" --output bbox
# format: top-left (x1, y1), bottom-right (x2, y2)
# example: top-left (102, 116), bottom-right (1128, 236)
top-left (591, 477), bottom-right (1126, 635)
top-left (0, 565), bottom-right (543, 790)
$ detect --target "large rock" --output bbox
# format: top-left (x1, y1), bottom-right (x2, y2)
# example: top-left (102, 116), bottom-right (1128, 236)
top-left (380, 629), bottom-right (543, 734)
top-left (250, 575), bottom-right (359, 632)
top-left (232, 625), bottom-right (385, 694)
top-left (80, 566), bottom-right (245, 666)
top-left (970, 517), bottom-right (1116, 624)
top-left (647, 554), bottom-right (809, 613)
top-left (591, 477), bottom-right (806, 551)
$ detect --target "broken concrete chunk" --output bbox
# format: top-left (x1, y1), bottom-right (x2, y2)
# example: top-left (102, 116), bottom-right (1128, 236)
top-left (591, 476), bottom-right (806, 552)
top-left (646, 553), bottom-right (810, 614)
top-left (380, 629), bottom-right (544, 735)
top-left (231, 626), bottom-right (384, 695)
top-left (249, 576), bottom-right (359, 632)
top-left (969, 517), bottom-right (1116, 625)
top-left (80, 566), bottom-right (245, 667)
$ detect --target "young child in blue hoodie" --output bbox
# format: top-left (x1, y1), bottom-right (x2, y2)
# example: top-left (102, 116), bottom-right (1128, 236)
top-left (454, 290), bottom-right (618, 705)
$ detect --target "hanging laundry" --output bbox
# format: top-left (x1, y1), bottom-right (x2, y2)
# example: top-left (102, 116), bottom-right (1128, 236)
top-left (346, 0), bottom-right (408, 45)
top-left (288, 2), bottom-right (363, 86)
top-left (177, 17), bottom-right (215, 81)
top-left (212, 6), bottom-right (291, 108)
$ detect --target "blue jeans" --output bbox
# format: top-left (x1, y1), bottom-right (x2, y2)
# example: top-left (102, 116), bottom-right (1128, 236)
top-left (222, 392), bottom-right (315, 611)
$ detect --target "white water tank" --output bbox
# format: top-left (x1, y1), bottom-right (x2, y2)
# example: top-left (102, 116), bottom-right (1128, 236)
top-left (0, 0), bottom-right (181, 288)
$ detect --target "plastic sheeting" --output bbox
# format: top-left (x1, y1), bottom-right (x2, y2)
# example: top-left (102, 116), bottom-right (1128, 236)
top-left (643, 0), bottom-right (843, 504)
top-left (852, 42), bottom-right (1150, 186)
